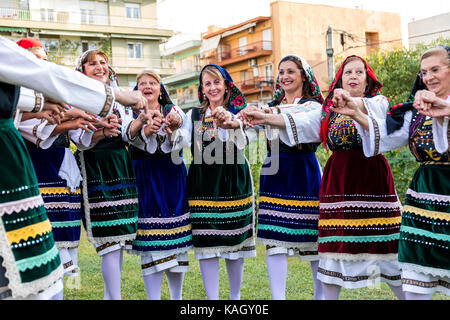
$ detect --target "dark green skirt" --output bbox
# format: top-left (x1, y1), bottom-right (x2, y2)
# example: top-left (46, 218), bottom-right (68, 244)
top-left (187, 161), bottom-right (255, 254)
top-left (399, 162), bottom-right (450, 279)
top-left (79, 146), bottom-right (138, 246)
top-left (0, 118), bottom-right (62, 298)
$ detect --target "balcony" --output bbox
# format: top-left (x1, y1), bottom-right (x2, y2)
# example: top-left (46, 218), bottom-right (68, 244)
top-left (204, 40), bottom-right (272, 66)
top-left (235, 76), bottom-right (274, 95)
top-left (163, 64), bottom-right (202, 86)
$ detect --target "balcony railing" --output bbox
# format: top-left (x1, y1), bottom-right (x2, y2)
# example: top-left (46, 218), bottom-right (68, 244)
top-left (205, 40), bottom-right (272, 66)
top-left (0, 7), bottom-right (158, 28)
top-left (235, 76), bottom-right (274, 94)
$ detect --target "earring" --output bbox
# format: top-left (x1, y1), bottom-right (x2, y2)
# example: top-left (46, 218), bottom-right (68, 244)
top-left (203, 93), bottom-right (206, 99)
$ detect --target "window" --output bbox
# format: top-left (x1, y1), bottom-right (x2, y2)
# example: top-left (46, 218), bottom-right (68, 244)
top-left (81, 9), bottom-right (94, 24)
top-left (40, 8), bottom-right (55, 22)
top-left (125, 3), bottom-right (140, 19)
top-left (128, 42), bottom-right (142, 59)
top-left (238, 36), bottom-right (247, 56)
top-left (365, 32), bottom-right (379, 56)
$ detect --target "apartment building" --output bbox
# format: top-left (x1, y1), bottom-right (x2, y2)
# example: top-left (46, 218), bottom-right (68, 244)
top-left (408, 12), bottom-right (450, 47)
top-left (200, 1), bottom-right (402, 102)
top-left (0, 0), bottom-right (174, 89)
top-left (201, 16), bottom-right (274, 105)
top-left (161, 39), bottom-right (202, 110)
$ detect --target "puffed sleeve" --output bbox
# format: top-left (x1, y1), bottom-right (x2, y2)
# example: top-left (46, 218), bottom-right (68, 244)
top-left (0, 36), bottom-right (114, 117)
top-left (354, 95), bottom-right (410, 157)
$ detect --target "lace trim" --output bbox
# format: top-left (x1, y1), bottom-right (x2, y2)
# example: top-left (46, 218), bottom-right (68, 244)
top-left (320, 200), bottom-right (402, 210)
top-left (258, 209), bottom-right (319, 220)
top-left (44, 202), bottom-right (81, 210)
top-left (407, 189), bottom-right (450, 203)
top-left (259, 196), bottom-right (319, 208)
top-left (189, 196), bottom-right (253, 208)
top-left (133, 235), bottom-right (192, 247)
top-left (0, 195), bottom-right (44, 216)
top-left (39, 187), bottom-right (80, 195)
top-left (402, 205), bottom-right (450, 221)
top-left (319, 252), bottom-right (399, 262)
top-left (257, 238), bottom-right (318, 251)
top-left (319, 217), bottom-right (402, 227)
top-left (193, 237), bottom-right (256, 255)
top-left (136, 224), bottom-right (191, 236)
top-left (6, 219), bottom-right (52, 245)
top-left (55, 241), bottom-right (80, 249)
top-left (192, 224), bottom-right (252, 236)
top-left (15, 245), bottom-right (60, 272)
top-left (258, 224), bottom-right (318, 236)
top-left (401, 225), bottom-right (450, 242)
top-left (91, 216), bottom-right (138, 228)
top-left (318, 233), bottom-right (399, 243)
top-left (89, 198), bottom-right (139, 209)
top-left (138, 212), bottom-right (190, 224)
top-left (51, 220), bottom-right (82, 228)
top-left (190, 207), bottom-right (253, 219)
top-left (399, 262), bottom-right (450, 279)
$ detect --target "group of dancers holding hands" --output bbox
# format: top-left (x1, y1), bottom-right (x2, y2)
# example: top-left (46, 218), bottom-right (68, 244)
top-left (0, 35), bottom-right (448, 301)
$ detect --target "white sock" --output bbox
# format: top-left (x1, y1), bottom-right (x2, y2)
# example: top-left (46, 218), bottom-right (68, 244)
top-left (405, 291), bottom-right (432, 300)
top-left (321, 282), bottom-right (341, 300)
top-left (199, 258), bottom-right (220, 300)
top-left (68, 247), bottom-right (79, 268)
top-left (143, 271), bottom-right (164, 300)
top-left (225, 258), bottom-right (244, 300)
top-left (310, 260), bottom-right (323, 300)
top-left (387, 283), bottom-right (406, 300)
top-left (266, 254), bottom-right (287, 300)
top-left (166, 271), bottom-right (185, 300)
top-left (51, 288), bottom-right (64, 300)
top-left (101, 249), bottom-right (123, 300)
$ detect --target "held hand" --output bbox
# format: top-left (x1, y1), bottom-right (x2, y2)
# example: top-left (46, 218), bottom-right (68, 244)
top-left (145, 110), bottom-right (163, 135)
top-left (413, 90), bottom-right (435, 113)
top-left (415, 94), bottom-right (450, 119)
top-left (113, 89), bottom-right (148, 112)
top-left (237, 105), bottom-right (261, 126)
top-left (331, 89), bottom-right (361, 117)
top-left (43, 96), bottom-right (67, 118)
top-left (164, 112), bottom-right (182, 131)
top-left (241, 110), bottom-right (267, 127)
top-left (65, 117), bottom-right (99, 134)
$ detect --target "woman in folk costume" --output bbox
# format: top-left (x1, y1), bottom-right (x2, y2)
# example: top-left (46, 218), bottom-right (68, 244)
top-left (125, 69), bottom-right (192, 300)
top-left (0, 35), bottom-right (142, 300)
top-left (317, 55), bottom-right (405, 299)
top-left (172, 64), bottom-right (256, 300)
top-left (75, 49), bottom-right (139, 300)
top-left (335, 46), bottom-right (449, 299)
top-left (15, 39), bottom-right (94, 299)
top-left (238, 55), bottom-right (324, 299)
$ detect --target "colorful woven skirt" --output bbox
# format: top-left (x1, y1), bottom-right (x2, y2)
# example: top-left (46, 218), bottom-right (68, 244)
top-left (27, 146), bottom-right (81, 250)
top-left (257, 151), bottom-right (320, 260)
top-left (399, 162), bottom-right (450, 295)
top-left (187, 161), bottom-right (255, 256)
top-left (79, 146), bottom-right (138, 250)
top-left (131, 154), bottom-right (192, 275)
top-left (0, 118), bottom-right (62, 298)
top-left (317, 149), bottom-right (402, 288)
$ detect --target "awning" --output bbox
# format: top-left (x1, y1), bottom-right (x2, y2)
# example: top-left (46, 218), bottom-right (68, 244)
top-left (221, 22), bottom-right (256, 38)
top-left (0, 26), bottom-right (27, 33)
top-left (200, 34), bottom-right (220, 58)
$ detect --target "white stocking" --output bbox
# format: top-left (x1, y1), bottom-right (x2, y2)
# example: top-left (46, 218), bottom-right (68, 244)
top-left (101, 249), bottom-right (123, 300)
top-left (143, 271), bottom-right (164, 300)
top-left (266, 254), bottom-right (287, 300)
top-left (321, 282), bottom-right (341, 300)
top-left (310, 261), bottom-right (323, 300)
top-left (68, 247), bottom-right (78, 267)
top-left (199, 258), bottom-right (220, 300)
top-left (225, 258), bottom-right (244, 300)
top-left (387, 283), bottom-right (406, 300)
top-left (166, 271), bottom-right (185, 300)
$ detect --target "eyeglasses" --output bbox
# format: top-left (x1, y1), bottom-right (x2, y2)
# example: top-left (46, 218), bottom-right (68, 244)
top-left (418, 65), bottom-right (449, 79)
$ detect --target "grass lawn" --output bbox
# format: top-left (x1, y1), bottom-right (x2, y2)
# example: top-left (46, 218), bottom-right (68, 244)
top-left (63, 232), bottom-right (448, 300)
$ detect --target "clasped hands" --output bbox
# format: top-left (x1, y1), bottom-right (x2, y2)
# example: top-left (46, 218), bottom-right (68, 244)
top-left (413, 90), bottom-right (450, 119)
top-left (140, 109), bottom-right (182, 138)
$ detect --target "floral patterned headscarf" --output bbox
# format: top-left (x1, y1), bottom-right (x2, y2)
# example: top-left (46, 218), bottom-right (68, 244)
top-left (272, 54), bottom-right (324, 105)
top-left (319, 55), bottom-right (383, 149)
top-left (75, 49), bottom-right (119, 89)
top-left (198, 64), bottom-right (247, 115)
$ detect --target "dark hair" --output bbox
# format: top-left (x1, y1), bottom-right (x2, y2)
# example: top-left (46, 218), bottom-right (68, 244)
top-left (80, 50), bottom-right (109, 73)
top-left (335, 56), bottom-right (376, 97)
top-left (277, 55), bottom-right (314, 100)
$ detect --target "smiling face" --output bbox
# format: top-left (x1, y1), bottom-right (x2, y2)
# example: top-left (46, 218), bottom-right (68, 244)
top-left (420, 53), bottom-right (450, 99)
top-left (137, 74), bottom-right (161, 106)
top-left (278, 60), bottom-right (304, 96)
top-left (201, 71), bottom-right (226, 107)
top-left (83, 54), bottom-right (109, 84)
top-left (341, 58), bottom-right (367, 97)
